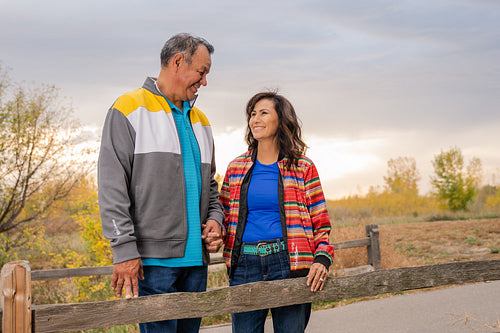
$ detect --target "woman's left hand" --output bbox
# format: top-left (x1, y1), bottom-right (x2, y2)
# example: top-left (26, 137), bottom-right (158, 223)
top-left (306, 263), bottom-right (329, 292)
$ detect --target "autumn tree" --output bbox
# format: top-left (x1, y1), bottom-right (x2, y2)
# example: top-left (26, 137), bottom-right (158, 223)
top-left (0, 64), bottom-right (93, 251)
top-left (384, 156), bottom-right (420, 195)
top-left (430, 147), bottom-right (482, 211)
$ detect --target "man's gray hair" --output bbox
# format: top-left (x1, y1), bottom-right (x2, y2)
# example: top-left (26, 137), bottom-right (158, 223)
top-left (160, 33), bottom-right (214, 67)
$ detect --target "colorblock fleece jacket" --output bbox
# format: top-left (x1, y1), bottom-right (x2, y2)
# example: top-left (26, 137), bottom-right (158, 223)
top-left (219, 150), bottom-right (335, 278)
top-left (98, 77), bottom-right (224, 264)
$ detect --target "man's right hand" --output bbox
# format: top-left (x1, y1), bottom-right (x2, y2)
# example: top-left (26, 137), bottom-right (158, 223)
top-left (111, 258), bottom-right (144, 299)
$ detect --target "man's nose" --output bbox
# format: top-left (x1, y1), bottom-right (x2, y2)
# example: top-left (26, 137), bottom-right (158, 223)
top-left (200, 74), bottom-right (208, 86)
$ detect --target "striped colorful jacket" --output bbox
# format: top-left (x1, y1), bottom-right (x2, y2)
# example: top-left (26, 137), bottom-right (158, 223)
top-left (219, 150), bottom-right (335, 278)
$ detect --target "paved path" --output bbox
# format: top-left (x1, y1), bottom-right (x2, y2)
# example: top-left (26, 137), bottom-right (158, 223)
top-left (200, 280), bottom-right (500, 332)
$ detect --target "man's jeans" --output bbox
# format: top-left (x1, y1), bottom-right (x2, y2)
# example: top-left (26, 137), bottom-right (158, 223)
top-left (229, 242), bottom-right (311, 333)
top-left (138, 265), bottom-right (207, 333)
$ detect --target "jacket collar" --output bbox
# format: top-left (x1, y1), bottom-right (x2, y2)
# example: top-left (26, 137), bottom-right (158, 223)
top-left (144, 76), bottom-right (198, 108)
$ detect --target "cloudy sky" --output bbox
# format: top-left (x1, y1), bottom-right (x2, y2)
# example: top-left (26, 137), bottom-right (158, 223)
top-left (1, 0), bottom-right (499, 199)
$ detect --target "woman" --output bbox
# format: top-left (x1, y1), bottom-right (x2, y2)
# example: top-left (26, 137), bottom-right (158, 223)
top-left (219, 91), bottom-right (335, 332)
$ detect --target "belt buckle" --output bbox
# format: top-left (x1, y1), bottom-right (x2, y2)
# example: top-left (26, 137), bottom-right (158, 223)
top-left (256, 242), bottom-right (268, 257)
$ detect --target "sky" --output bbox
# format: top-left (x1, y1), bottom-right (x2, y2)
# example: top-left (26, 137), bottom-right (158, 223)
top-left (1, 0), bottom-right (499, 199)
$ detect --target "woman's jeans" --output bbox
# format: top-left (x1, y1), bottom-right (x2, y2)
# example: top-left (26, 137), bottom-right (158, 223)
top-left (229, 242), bottom-right (311, 333)
top-left (138, 265), bottom-right (207, 333)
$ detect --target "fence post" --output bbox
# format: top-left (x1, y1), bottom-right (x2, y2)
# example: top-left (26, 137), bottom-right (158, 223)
top-left (1, 260), bottom-right (32, 333)
top-left (366, 224), bottom-right (381, 270)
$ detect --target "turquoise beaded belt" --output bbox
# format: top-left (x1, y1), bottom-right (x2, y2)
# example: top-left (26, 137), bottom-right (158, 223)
top-left (242, 240), bottom-right (286, 257)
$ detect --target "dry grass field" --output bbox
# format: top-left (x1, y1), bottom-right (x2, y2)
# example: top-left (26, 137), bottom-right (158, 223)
top-left (331, 218), bottom-right (500, 273)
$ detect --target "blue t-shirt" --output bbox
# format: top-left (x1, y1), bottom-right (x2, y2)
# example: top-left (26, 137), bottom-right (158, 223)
top-left (142, 93), bottom-right (203, 267)
top-left (243, 159), bottom-right (283, 242)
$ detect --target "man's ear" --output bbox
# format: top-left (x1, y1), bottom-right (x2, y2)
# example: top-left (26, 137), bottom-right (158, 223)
top-left (171, 53), bottom-right (183, 70)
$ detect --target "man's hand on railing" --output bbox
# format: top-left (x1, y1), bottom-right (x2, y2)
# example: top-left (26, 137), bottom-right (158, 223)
top-left (111, 258), bottom-right (144, 299)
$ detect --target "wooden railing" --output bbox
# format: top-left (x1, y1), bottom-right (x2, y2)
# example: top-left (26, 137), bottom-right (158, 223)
top-left (3, 260), bottom-right (500, 332)
top-left (0, 224), bottom-right (389, 332)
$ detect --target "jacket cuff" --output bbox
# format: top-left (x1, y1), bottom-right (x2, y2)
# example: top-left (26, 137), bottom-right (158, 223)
top-left (313, 255), bottom-right (332, 270)
top-left (112, 242), bottom-right (141, 264)
top-left (208, 210), bottom-right (225, 226)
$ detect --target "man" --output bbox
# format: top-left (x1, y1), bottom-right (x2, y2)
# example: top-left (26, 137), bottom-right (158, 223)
top-left (98, 33), bottom-right (224, 332)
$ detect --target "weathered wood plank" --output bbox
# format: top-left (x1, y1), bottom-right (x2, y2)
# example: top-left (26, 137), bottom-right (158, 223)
top-left (366, 224), bottom-right (381, 269)
top-left (31, 254), bottom-right (226, 281)
top-left (332, 238), bottom-right (370, 249)
top-left (31, 266), bottom-right (113, 281)
top-left (1, 261), bottom-right (31, 333)
top-left (33, 260), bottom-right (500, 333)
top-left (334, 264), bottom-right (374, 276)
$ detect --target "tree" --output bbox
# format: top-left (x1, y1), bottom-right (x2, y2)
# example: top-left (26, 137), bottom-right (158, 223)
top-left (383, 156), bottom-right (420, 195)
top-left (0, 64), bottom-right (93, 249)
top-left (430, 147), bottom-right (482, 211)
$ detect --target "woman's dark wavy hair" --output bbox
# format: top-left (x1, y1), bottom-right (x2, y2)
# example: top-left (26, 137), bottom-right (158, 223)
top-left (245, 91), bottom-right (307, 167)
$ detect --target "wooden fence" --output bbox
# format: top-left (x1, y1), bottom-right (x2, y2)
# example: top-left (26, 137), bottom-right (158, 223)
top-left (6, 225), bottom-right (500, 332)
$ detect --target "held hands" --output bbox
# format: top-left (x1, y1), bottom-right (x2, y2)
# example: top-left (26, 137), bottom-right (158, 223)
top-left (306, 262), bottom-right (329, 292)
top-left (111, 258), bottom-right (144, 299)
top-left (202, 219), bottom-right (223, 253)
